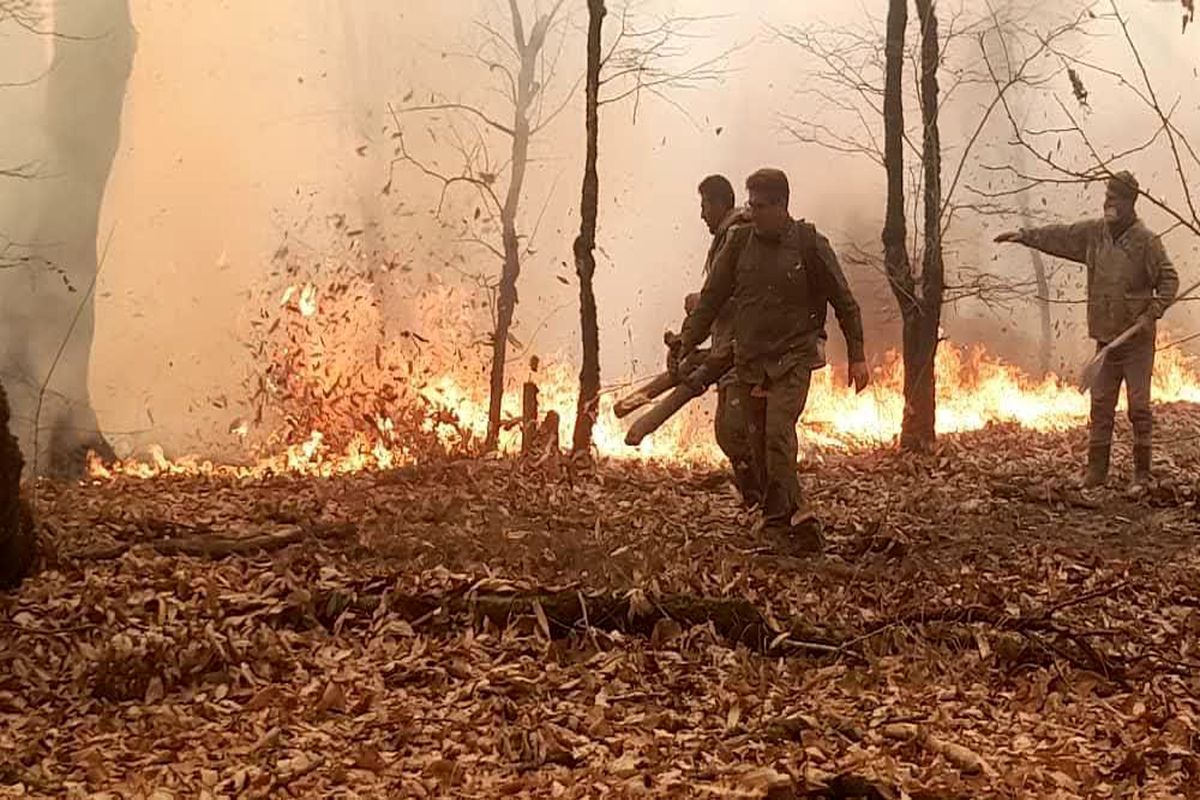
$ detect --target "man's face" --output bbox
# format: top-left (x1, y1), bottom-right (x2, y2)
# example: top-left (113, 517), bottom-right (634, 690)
top-left (1103, 185), bottom-right (1135, 226)
top-left (747, 188), bottom-right (788, 238)
top-left (700, 195), bottom-right (727, 235)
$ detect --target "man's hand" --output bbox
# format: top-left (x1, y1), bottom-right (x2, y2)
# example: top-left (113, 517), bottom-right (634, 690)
top-left (684, 292), bottom-right (701, 314)
top-left (665, 334), bottom-right (687, 376)
top-left (993, 230), bottom-right (1024, 244)
top-left (849, 361), bottom-right (871, 394)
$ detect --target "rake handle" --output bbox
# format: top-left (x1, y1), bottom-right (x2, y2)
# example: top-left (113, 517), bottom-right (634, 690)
top-left (1079, 276), bottom-right (1200, 392)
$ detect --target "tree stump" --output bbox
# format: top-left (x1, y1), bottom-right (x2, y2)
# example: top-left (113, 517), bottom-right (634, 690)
top-left (0, 381), bottom-right (35, 589)
top-left (521, 357), bottom-right (540, 455)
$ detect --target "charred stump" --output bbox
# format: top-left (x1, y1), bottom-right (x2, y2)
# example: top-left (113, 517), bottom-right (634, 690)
top-left (521, 357), bottom-right (540, 455)
top-left (0, 382), bottom-right (35, 590)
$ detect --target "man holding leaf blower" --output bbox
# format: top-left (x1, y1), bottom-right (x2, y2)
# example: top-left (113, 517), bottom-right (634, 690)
top-left (995, 171), bottom-right (1180, 489)
top-left (674, 168), bottom-right (870, 552)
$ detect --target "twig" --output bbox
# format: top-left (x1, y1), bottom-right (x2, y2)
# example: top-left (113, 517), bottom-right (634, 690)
top-left (777, 637), bottom-right (869, 664)
top-left (577, 588), bottom-right (601, 651)
top-left (1042, 580), bottom-right (1129, 617)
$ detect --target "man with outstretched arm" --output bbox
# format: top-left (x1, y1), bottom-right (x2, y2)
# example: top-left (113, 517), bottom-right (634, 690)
top-left (995, 170), bottom-right (1178, 489)
top-left (674, 168), bottom-right (870, 552)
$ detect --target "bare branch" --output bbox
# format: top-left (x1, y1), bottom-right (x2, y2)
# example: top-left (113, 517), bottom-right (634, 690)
top-left (393, 102), bottom-right (515, 137)
top-left (386, 105), bottom-right (504, 218)
top-left (976, 4), bottom-right (1200, 241)
top-left (0, 160), bottom-right (42, 181)
top-left (1107, 0), bottom-right (1198, 225)
top-left (507, 0), bottom-right (527, 54)
top-left (598, 9), bottom-right (735, 122)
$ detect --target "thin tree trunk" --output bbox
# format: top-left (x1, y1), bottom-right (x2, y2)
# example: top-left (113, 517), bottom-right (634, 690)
top-left (26, 0), bottom-right (135, 475)
top-left (484, 7), bottom-right (539, 452)
top-left (905, 0), bottom-right (943, 451)
top-left (572, 0), bottom-right (605, 454)
top-left (882, 0), bottom-right (918, 448)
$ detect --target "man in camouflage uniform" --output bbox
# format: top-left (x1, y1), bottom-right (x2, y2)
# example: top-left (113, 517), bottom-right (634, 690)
top-left (689, 174), bottom-right (758, 505)
top-left (996, 171), bottom-right (1178, 488)
top-left (676, 168), bottom-right (870, 551)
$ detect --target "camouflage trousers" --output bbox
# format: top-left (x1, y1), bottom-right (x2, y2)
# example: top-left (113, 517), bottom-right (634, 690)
top-left (1090, 331), bottom-right (1154, 449)
top-left (714, 382), bottom-right (759, 506)
top-left (735, 366), bottom-right (812, 533)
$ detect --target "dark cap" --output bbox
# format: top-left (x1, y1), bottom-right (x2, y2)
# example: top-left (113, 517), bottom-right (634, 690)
top-left (1107, 170), bottom-right (1140, 201)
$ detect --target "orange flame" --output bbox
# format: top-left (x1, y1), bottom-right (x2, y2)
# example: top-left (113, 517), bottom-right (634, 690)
top-left (89, 270), bottom-right (1200, 480)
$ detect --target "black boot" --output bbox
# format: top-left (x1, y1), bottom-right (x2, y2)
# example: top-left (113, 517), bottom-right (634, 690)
top-left (765, 510), bottom-right (823, 556)
top-left (1133, 444), bottom-right (1152, 487)
top-left (1084, 444), bottom-right (1110, 488)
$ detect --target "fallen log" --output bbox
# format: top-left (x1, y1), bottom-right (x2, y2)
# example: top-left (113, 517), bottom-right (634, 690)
top-left (311, 586), bottom-right (778, 651)
top-left (73, 521), bottom-right (356, 562)
top-left (472, 590), bottom-right (773, 649)
top-left (859, 589), bottom-right (1130, 682)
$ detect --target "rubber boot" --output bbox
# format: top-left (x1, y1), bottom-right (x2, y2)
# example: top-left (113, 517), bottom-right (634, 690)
top-left (1084, 444), bottom-right (1110, 489)
top-left (1133, 444), bottom-right (1152, 487)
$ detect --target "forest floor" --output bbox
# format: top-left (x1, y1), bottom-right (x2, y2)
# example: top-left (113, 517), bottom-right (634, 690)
top-left (4, 407), bottom-right (1200, 798)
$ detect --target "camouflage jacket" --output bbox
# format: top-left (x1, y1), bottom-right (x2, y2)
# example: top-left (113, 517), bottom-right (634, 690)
top-left (682, 218), bottom-right (865, 385)
top-left (1021, 218), bottom-right (1178, 342)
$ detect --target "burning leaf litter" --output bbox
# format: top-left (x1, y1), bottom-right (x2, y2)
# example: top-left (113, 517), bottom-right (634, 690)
top-left (92, 264), bottom-right (1200, 479)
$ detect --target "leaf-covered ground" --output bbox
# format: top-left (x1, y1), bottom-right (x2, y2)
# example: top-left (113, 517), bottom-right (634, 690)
top-left (4, 407), bottom-right (1200, 798)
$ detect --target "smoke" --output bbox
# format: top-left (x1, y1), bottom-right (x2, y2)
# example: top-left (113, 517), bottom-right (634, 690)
top-left (0, 0), bottom-right (1196, 458)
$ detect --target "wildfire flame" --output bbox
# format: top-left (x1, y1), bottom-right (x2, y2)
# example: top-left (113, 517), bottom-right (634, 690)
top-left (87, 269), bottom-right (1200, 480)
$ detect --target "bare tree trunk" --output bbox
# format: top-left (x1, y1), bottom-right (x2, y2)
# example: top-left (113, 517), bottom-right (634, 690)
top-left (572, 0), bottom-right (605, 455)
top-left (484, 6), bottom-right (539, 452)
top-left (882, 0), bottom-right (922, 446)
top-left (25, 0), bottom-right (135, 475)
top-left (904, 0), bottom-right (944, 451)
